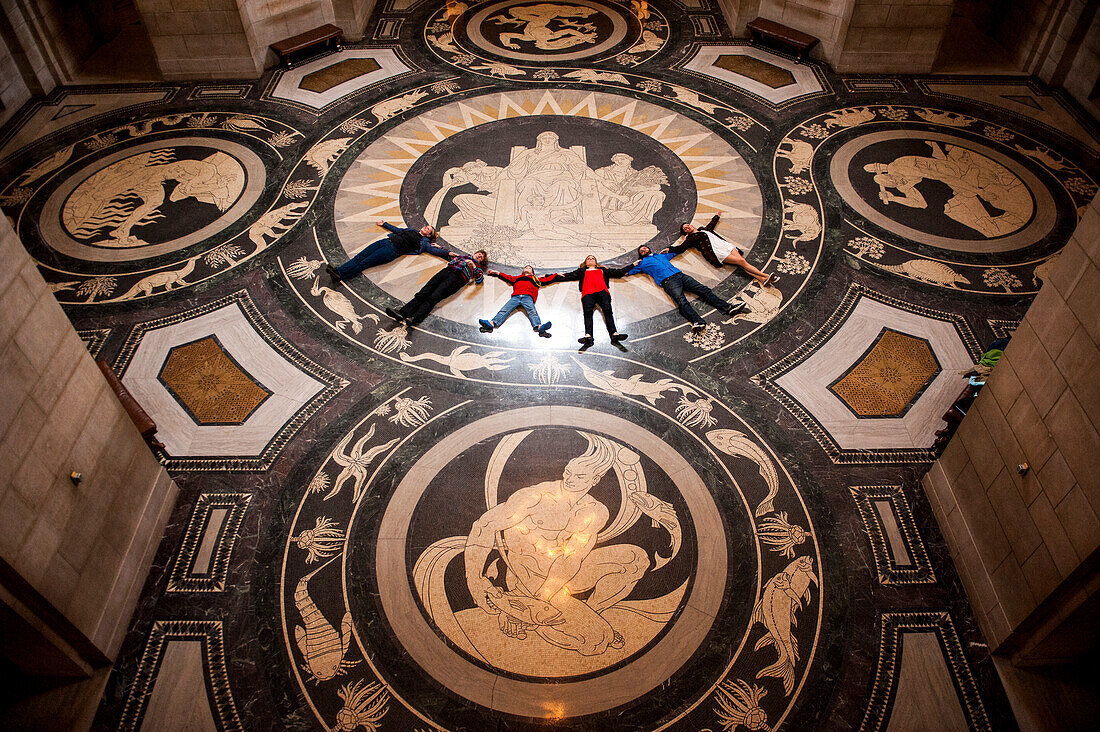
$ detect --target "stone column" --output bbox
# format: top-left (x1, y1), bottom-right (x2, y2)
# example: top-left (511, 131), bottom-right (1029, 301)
top-left (922, 196), bottom-right (1100, 662)
top-left (0, 216), bottom-right (178, 679)
top-left (134, 0), bottom-right (261, 79)
top-left (834, 0), bottom-right (954, 72)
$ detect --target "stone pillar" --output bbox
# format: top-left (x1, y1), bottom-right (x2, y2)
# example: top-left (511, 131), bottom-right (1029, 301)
top-left (134, 0), bottom-right (373, 80)
top-left (0, 216), bottom-right (178, 676)
top-left (0, 0), bottom-right (63, 123)
top-left (134, 0), bottom-right (261, 80)
top-left (922, 196), bottom-right (1100, 662)
top-left (330, 0), bottom-right (375, 41)
top-left (835, 0), bottom-right (954, 72)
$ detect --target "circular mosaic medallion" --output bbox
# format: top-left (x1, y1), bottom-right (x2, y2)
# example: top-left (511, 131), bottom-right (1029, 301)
top-left (372, 409), bottom-right (723, 713)
top-left (39, 138), bottom-right (266, 262)
top-left (281, 395), bottom-right (824, 729)
top-left (831, 130), bottom-right (1055, 254)
top-left (403, 116), bottom-right (696, 267)
top-left (424, 0), bottom-right (668, 73)
top-left (332, 88), bottom-right (761, 269)
top-left (464, 0), bottom-right (634, 62)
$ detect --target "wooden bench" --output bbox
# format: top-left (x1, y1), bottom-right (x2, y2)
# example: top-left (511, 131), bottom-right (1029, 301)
top-left (270, 24), bottom-right (343, 68)
top-left (96, 360), bottom-right (164, 449)
top-left (746, 17), bottom-right (819, 60)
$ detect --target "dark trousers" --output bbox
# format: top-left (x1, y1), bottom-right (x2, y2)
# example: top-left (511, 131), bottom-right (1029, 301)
top-left (660, 272), bottom-right (729, 324)
top-left (581, 290), bottom-right (617, 336)
top-left (335, 238), bottom-right (398, 278)
top-left (398, 268), bottom-right (465, 325)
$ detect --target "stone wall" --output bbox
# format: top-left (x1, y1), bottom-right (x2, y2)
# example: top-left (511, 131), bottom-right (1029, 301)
top-left (719, 0), bottom-right (954, 73)
top-left (0, 15), bottom-right (30, 127)
top-left (135, 0), bottom-right (260, 79)
top-left (1043, 0), bottom-right (1099, 116)
top-left (0, 0), bottom-right (60, 125)
top-left (238, 0), bottom-right (336, 70)
top-left (836, 0), bottom-right (953, 72)
top-left (755, 0), bottom-right (851, 62)
top-left (134, 0), bottom-right (373, 80)
top-left (922, 196), bottom-right (1100, 661)
top-left (0, 214), bottom-right (178, 670)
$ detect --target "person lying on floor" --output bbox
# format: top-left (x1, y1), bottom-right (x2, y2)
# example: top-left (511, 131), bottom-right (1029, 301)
top-left (479, 265), bottom-right (559, 338)
top-left (678, 214), bottom-right (778, 288)
top-left (628, 245), bottom-right (747, 334)
top-left (555, 255), bottom-right (630, 345)
top-left (327, 220), bottom-right (449, 282)
top-left (385, 250), bottom-right (487, 327)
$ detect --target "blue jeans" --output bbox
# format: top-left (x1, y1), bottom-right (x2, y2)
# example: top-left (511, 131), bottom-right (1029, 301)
top-left (660, 272), bottom-right (729, 324)
top-left (491, 294), bottom-right (542, 329)
top-left (336, 238), bottom-right (399, 278)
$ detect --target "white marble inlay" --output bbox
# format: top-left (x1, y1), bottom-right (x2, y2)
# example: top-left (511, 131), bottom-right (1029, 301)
top-left (774, 297), bottom-right (973, 450)
top-left (139, 640), bottom-right (219, 732)
top-left (0, 89), bottom-right (171, 163)
top-left (121, 302), bottom-right (325, 457)
top-left (681, 45), bottom-right (823, 104)
top-left (192, 507), bottom-right (229, 575)
top-left (886, 632), bottom-right (969, 731)
top-left (269, 49), bottom-right (413, 111)
top-left (872, 499), bottom-right (913, 566)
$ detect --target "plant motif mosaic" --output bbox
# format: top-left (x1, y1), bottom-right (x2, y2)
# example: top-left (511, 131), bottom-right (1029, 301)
top-left (281, 396), bottom-right (823, 729)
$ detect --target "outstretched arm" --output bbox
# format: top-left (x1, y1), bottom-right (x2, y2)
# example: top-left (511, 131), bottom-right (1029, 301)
top-left (380, 221), bottom-right (400, 233)
top-left (701, 214), bottom-right (720, 232)
top-left (667, 238), bottom-right (692, 255)
top-left (420, 240), bottom-right (451, 258)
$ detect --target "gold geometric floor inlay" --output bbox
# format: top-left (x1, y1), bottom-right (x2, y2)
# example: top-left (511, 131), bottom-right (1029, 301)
top-left (158, 335), bottom-right (271, 425)
top-left (712, 54), bottom-right (795, 88)
top-left (300, 57), bottom-right (382, 93)
top-left (829, 329), bottom-right (940, 417)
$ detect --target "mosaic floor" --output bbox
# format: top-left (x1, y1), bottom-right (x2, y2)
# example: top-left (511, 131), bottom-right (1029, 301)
top-left (2, 1), bottom-right (1097, 729)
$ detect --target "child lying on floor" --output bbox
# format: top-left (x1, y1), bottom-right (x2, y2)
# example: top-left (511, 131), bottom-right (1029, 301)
top-left (479, 265), bottom-right (560, 338)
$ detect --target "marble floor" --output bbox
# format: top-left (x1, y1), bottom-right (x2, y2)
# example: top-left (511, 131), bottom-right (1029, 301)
top-left (1, 0), bottom-right (1097, 729)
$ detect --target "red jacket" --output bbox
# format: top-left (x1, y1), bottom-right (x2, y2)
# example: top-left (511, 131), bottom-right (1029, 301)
top-left (491, 272), bottom-right (560, 302)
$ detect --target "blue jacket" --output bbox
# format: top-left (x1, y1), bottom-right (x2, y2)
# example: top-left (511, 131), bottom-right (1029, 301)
top-left (628, 252), bottom-right (682, 285)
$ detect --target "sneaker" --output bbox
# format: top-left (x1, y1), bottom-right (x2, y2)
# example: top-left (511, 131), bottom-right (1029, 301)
top-left (610, 332), bottom-right (628, 343)
top-left (325, 264), bottom-right (342, 282)
top-left (578, 335), bottom-right (594, 345)
top-left (537, 321), bottom-right (552, 334)
top-left (479, 319), bottom-right (494, 333)
top-left (385, 307), bottom-right (405, 324)
top-left (539, 330), bottom-right (552, 338)
top-left (726, 301), bottom-right (748, 316)
top-left (762, 273), bottom-right (780, 287)
top-left (691, 322), bottom-right (707, 335)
